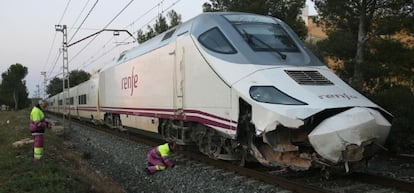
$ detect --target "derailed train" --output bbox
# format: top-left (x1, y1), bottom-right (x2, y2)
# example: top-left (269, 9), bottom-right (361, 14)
top-left (48, 12), bottom-right (392, 171)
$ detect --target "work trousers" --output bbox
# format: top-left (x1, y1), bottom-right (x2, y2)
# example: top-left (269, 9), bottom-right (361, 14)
top-left (33, 134), bottom-right (44, 160)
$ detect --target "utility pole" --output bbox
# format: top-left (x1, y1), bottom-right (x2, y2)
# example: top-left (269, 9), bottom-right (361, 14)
top-left (41, 71), bottom-right (47, 99)
top-left (54, 24), bottom-right (134, 132)
top-left (55, 24), bottom-right (71, 130)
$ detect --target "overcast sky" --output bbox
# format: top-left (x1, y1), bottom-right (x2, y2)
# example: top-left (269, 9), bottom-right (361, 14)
top-left (0, 0), bottom-right (316, 98)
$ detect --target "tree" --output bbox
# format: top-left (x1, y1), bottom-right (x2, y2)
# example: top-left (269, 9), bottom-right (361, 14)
top-left (154, 14), bottom-right (169, 34)
top-left (68, 70), bottom-right (91, 87)
top-left (0, 63), bottom-right (29, 109)
top-left (313, 0), bottom-right (414, 153)
top-left (46, 70), bottom-right (91, 97)
top-left (46, 77), bottom-right (63, 97)
top-left (313, 0), bottom-right (414, 90)
top-left (136, 10), bottom-right (182, 44)
top-left (202, 0), bottom-right (308, 39)
top-left (167, 10), bottom-right (182, 28)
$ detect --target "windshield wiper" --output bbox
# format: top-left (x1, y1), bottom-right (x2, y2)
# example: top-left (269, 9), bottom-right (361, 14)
top-left (242, 30), bottom-right (287, 60)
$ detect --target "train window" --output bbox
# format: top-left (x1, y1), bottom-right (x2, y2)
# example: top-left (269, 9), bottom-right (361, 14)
top-left (78, 94), bottom-right (87, 105)
top-left (223, 15), bottom-right (298, 52)
top-left (162, 29), bottom-right (176, 41)
top-left (66, 97), bottom-right (74, 105)
top-left (236, 23), bottom-right (298, 52)
top-left (198, 27), bottom-right (237, 54)
top-left (58, 100), bottom-right (63, 106)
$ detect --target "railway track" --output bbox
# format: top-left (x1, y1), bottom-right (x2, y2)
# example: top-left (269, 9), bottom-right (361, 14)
top-left (52, 115), bottom-right (414, 193)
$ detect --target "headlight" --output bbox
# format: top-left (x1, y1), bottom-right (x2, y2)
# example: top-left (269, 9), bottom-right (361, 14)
top-left (249, 86), bottom-right (307, 105)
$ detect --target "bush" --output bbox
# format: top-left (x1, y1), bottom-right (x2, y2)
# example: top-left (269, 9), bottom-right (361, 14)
top-left (370, 86), bottom-right (414, 154)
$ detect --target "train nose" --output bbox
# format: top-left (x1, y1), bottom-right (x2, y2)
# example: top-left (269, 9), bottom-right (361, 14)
top-left (308, 107), bottom-right (391, 163)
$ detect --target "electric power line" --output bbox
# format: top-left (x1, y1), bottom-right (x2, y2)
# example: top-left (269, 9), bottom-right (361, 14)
top-left (74, 0), bottom-right (181, 72)
top-left (77, 0), bottom-right (165, 70)
top-left (47, 50), bottom-right (62, 79)
top-left (86, 0), bottom-right (182, 71)
top-left (69, 0), bottom-right (136, 64)
top-left (68, 0), bottom-right (91, 40)
top-left (42, 0), bottom-right (71, 79)
top-left (68, 0), bottom-right (99, 43)
top-left (58, 0), bottom-right (72, 24)
top-left (42, 32), bottom-right (58, 72)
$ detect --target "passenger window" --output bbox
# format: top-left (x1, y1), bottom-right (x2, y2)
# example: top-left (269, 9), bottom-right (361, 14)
top-left (198, 27), bottom-right (236, 54)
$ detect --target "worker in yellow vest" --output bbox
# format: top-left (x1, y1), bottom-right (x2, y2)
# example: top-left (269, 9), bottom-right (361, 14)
top-left (145, 141), bottom-right (177, 174)
top-left (29, 100), bottom-right (50, 162)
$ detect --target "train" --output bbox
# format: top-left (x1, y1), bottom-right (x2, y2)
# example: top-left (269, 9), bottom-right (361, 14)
top-left (47, 12), bottom-right (392, 172)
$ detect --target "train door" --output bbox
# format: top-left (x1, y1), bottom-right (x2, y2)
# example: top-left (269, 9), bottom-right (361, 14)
top-left (173, 37), bottom-right (185, 114)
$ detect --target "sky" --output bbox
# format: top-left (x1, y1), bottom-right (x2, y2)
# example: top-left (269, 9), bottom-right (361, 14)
top-left (0, 0), bottom-right (316, 98)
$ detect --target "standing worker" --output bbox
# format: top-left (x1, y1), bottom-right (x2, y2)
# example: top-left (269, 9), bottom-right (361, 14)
top-left (29, 100), bottom-right (50, 162)
top-left (145, 141), bottom-right (177, 174)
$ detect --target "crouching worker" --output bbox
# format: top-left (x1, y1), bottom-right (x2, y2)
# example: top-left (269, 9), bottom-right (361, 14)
top-left (29, 100), bottom-right (50, 162)
top-left (145, 141), bottom-right (177, 174)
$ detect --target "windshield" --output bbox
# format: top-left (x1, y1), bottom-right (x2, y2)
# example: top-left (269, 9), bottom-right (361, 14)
top-left (223, 15), bottom-right (299, 52)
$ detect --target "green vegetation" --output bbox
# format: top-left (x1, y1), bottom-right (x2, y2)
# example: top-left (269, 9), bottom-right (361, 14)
top-left (0, 110), bottom-right (124, 193)
top-left (136, 10), bottom-right (182, 44)
top-left (312, 0), bottom-right (414, 154)
top-left (0, 110), bottom-right (88, 193)
top-left (46, 70), bottom-right (91, 97)
top-left (0, 63), bottom-right (30, 110)
top-left (202, 0), bottom-right (308, 39)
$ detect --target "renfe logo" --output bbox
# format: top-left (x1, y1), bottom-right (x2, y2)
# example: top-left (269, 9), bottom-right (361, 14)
top-left (318, 93), bottom-right (358, 100)
top-left (121, 67), bottom-right (139, 96)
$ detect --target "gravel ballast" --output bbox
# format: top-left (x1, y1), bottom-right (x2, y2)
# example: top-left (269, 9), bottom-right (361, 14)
top-left (65, 123), bottom-right (286, 193)
top-left (63, 121), bottom-right (414, 193)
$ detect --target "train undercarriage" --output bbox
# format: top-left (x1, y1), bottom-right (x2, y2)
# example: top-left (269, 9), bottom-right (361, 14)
top-left (101, 98), bottom-right (389, 172)
top-left (156, 99), bottom-right (390, 172)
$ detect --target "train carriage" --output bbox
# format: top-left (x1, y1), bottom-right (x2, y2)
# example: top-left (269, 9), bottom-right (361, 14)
top-left (49, 12), bottom-right (392, 172)
top-left (73, 75), bottom-right (101, 123)
top-left (67, 86), bottom-right (77, 118)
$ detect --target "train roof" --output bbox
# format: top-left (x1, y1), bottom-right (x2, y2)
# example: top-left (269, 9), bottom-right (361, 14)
top-left (99, 12), bottom-right (324, 72)
top-left (100, 12), bottom-right (200, 72)
top-left (99, 12), bottom-right (285, 71)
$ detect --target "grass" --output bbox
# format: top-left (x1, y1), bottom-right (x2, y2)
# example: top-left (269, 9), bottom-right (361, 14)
top-left (0, 109), bottom-right (124, 193)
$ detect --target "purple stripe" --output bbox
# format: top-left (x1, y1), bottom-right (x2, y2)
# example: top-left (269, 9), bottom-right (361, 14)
top-left (186, 116), bottom-right (236, 130)
top-left (101, 106), bottom-right (175, 112)
top-left (101, 108), bottom-right (237, 131)
top-left (76, 108), bottom-right (98, 112)
top-left (184, 109), bottom-right (237, 124)
top-left (100, 106), bottom-right (237, 123)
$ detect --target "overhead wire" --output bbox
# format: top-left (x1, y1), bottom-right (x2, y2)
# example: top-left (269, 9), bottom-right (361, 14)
top-left (78, 1), bottom-right (164, 70)
top-left (79, 0), bottom-right (181, 71)
top-left (47, 0), bottom-right (98, 80)
top-left (68, 0), bottom-right (99, 44)
top-left (47, 51), bottom-right (62, 79)
top-left (76, 36), bottom-right (116, 70)
top-left (58, 0), bottom-right (72, 24)
top-left (41, 0), bottom-right (186, 98)
top-left (67, 0), bottom-right (91, 42)
top-left (76, 2), bottom-right (161, 71)
top-left (44, 0), bottom-right (72, 80)
top-left (42, 32), bottom-right (58, 73)
top-left (69, 0), bottom-right (136, 66)
top-left (69, 0), bottom-right (91, 33)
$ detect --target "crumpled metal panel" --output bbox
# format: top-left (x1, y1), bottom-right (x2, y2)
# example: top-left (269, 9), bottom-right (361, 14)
top-left (308, 107), bottom-right (391, 163)
top-left (249, 143), bottom-right (313, 170)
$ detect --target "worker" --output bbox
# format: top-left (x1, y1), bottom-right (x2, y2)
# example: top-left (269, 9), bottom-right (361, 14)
top-left (145, 141), bottom-right (177, 174)
top-left (29, 100), bottom-right (50, 162)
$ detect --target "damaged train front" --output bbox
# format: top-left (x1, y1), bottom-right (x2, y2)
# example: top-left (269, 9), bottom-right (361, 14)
top-left (236, 70), bottom-right (392, 172)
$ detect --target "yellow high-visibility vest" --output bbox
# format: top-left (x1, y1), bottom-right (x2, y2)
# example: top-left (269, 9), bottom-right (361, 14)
top-left (157, 143), bottom-right (171, 157)
top-left (30, 106), bottom-right (44, 122)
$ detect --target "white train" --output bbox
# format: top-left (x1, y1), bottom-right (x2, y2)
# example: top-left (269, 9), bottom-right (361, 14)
top-left (48, 12), bottom-right (392, 171)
